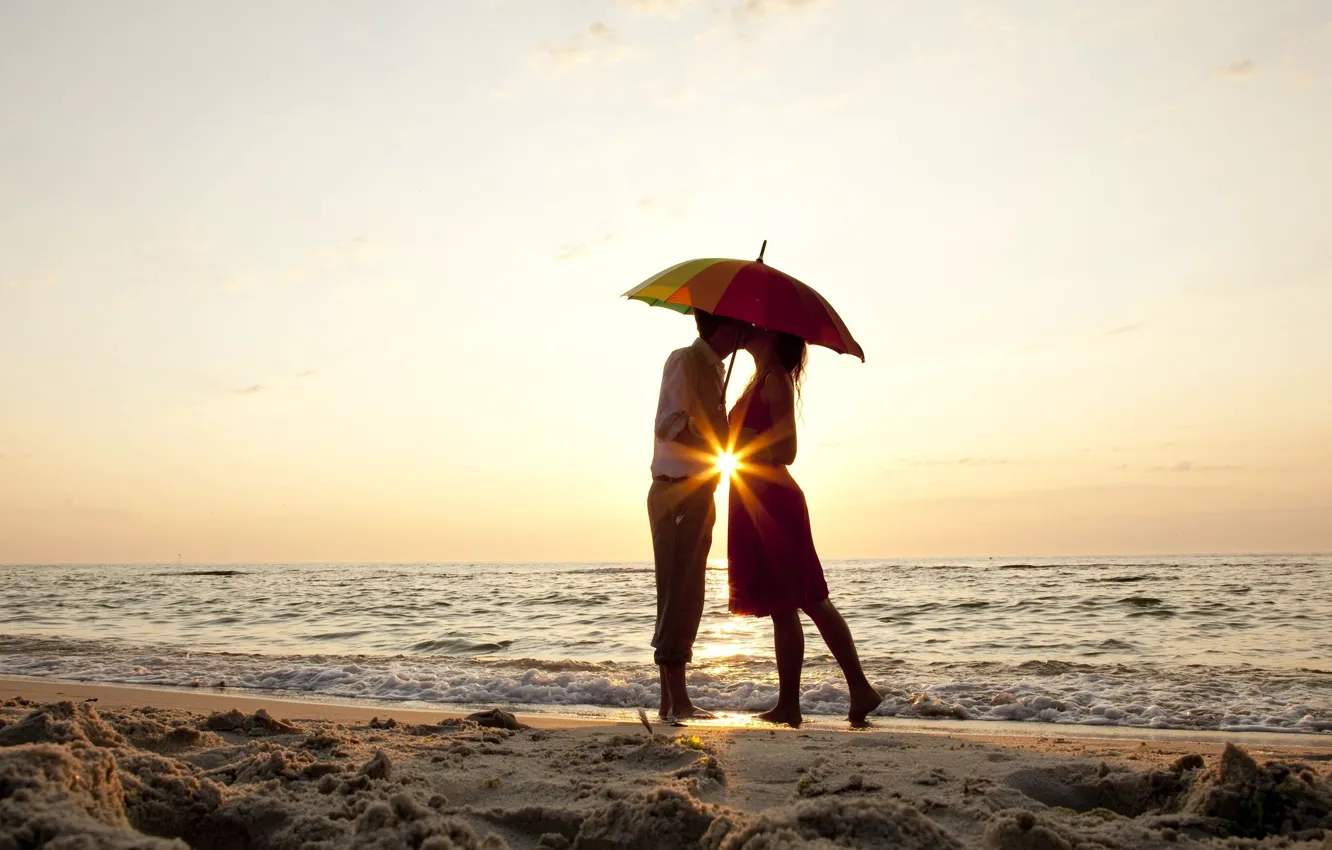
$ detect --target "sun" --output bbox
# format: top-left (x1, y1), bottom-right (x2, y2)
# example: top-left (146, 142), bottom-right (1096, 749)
top-left (714, 451), bottom-right (740, 478)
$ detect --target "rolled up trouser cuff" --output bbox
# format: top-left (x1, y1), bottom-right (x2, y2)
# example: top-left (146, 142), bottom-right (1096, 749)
top-left (653, 647), bottom-right (693, 667)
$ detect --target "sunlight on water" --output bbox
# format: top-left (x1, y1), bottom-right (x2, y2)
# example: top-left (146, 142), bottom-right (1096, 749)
top-left (694, 560), bottom-right (766, 660)
top-left (0, 556), bottom-right (1329, 731)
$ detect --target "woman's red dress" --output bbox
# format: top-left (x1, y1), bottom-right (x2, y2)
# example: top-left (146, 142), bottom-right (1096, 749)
top-left (726, 373), bottom-right (830, 617)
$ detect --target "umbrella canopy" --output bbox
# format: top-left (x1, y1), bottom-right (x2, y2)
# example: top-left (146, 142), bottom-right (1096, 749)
top-left (622, 250), bottom-right (864, 361)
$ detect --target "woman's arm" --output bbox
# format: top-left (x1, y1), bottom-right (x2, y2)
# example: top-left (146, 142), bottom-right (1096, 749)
top-left (759, 372), bottom-right (798, 465)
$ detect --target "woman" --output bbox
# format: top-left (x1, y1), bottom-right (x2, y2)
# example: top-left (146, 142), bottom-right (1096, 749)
top-left (727, 328), bottom-right (882, 727)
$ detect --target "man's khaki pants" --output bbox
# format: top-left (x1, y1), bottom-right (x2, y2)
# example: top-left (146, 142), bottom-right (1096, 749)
top-left (648, 478), bottom-right (716, 666)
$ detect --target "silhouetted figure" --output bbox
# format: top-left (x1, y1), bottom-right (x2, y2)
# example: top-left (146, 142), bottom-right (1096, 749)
top-left (728, 328), bottom-right (882, 727)
top-left (647, 309), bottom-right (747, 721)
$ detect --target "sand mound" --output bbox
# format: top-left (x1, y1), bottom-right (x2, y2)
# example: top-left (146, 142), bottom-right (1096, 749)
top-left (203, 708), bottom-right (302, 735)
top-left (574, 785), bottom-right (719, 849)
top-left (196, 787), bottom-right (509, 850)
top-left (709, 797), bottom-right (968, 850)
top-left (465, 709), bottom-right (528, 731)
top-left (360, 748), bottom-right (393, 780)
top-left (118, 749), bottom-right (230, 840)
top-left (1003, 743), bottom-right (1332, 842)
top-left (0, 701), bottom-right (512, 849)
top-left (1178, 743), bottom-right (1332, 838)
top-left (105, 710), bottom-right (224, 754)
top-left (569, 786), bottom-right (968, 850)
top-left (0, 700), bottom-right (125, 747)
top-left (983, 806), bottom-right (1199, 850)
top-left (480, 804), bottom-right (586, 842)
top-left (0, 743), bottom-right (188, 849)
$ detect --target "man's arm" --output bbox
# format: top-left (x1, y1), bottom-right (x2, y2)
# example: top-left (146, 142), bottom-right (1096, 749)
top-left (654, 350), bottom-right (713, 451)
top-left (654, 350), bottom-right (692, 440)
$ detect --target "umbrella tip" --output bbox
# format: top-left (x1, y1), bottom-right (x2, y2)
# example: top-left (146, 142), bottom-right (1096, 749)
top-left (757, 239), bottom-right (767, 264)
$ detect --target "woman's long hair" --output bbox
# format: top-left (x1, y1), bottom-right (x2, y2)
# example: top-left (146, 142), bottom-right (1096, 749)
top-left (774, 332), bottom-right (808, 402)
top-left (745, 330), bottom-right (808, 405)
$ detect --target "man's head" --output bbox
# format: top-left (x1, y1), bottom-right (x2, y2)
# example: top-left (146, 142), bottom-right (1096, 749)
top-left (693, 310), bottom-right (748, 358)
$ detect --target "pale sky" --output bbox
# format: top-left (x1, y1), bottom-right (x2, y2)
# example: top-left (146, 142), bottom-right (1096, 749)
top-left (2, 1), bottom-right (1330, 563)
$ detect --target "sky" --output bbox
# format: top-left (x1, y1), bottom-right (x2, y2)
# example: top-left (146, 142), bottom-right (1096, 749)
top-left (2, 0), bottom-right (1330, 563)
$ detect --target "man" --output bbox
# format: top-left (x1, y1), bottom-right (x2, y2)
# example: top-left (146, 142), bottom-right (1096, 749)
top-left (649, 308), bottom-right (747, 721)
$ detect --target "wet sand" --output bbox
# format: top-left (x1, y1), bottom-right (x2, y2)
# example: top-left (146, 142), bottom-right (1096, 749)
top-left (0, 677), bottom-right (608, 729)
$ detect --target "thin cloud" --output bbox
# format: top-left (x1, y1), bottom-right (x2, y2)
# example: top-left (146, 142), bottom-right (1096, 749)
top-left (636, 190), bottom-right (691, 219)
top-left (1152, 461), bottom-right (1235, 473)
top-left (338, 237), bottom-right (379, 257)
top-left (1113, 461), bottom-right (1236, 473)
top-left (284, 237), bottom-right (381, 280)
top-left (962, 8), bottom-right (1018, 34)
top-left (234, 385), bottom-right (265, 396)
top-left (532, 23), bottom-right (622, 75)
top-left (1106, 321), bottom-right (1147, 336)
top-left (729, 0), bottom-right (828, 18)
top-left (1217, 60), bottom-right (1257, 79)
top-left (615, 0), bottom-right (691, 14)
top-left (899, 457), bottom-right (1008, 467)
top-left (554, 231), bottom-right (615, 261)
top-left (222, 237), bottom-right (383, 294)
top-left (616, 0), bottom-right (823, 18)
top-left (1, 274), bottom-right (58, 291)
top-left (59, 498), bottom-right (137, 519)
top-left (296, 370), bottom-right (317, 379)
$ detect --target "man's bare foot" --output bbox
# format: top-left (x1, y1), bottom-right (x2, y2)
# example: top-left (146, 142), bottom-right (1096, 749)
top-left (669, 705), bottom-right (717, 721)
top-left (756, 703), bottom-right (803, 728)
top-left (848, 687), bottom-right (884, 728)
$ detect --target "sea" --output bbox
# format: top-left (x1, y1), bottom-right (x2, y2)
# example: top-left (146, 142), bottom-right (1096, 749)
top-left (1, 555), bottom-right (1329, 735)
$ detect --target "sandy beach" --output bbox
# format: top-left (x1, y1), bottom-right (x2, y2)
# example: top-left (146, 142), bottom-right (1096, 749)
top-left (3, 678), bottom-right (1330, 849)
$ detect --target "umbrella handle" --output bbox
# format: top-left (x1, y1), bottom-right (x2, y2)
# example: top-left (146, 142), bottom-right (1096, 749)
top-left (720, 325), bottom-right (747, 434)
top-left (721, 347), bottom-right (738, 409)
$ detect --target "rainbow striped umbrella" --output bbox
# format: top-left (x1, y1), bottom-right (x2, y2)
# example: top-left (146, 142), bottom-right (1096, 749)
top-left (622, 241), bottom-right (864, 361)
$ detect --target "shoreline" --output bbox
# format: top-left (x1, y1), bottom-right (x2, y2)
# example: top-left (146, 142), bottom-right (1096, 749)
top-left (4, 675), bottom-right (1329, 752)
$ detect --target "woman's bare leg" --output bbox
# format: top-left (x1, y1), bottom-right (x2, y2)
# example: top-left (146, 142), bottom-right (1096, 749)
top-left (804, 597), bottom-right (882, 726)
top-left (756, 609), bottom-right (804, 727)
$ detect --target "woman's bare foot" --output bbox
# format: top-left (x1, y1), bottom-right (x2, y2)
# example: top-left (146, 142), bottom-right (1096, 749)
top-left (756, 703), bottom-right (803, 728)
top-left (848, 687), bottom-right (884, 728)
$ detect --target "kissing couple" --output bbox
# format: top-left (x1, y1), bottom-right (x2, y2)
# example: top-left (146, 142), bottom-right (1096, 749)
top-left (647, 309), bottom-right (883, 728)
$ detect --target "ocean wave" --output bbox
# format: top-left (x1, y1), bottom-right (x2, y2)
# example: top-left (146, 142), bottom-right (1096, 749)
top-left (1, 636), bottom-right (1328, 734)
top-left (151, 570), bottom-right (247, 577)
top-left (1117, 596), bottom-right (1165, 607)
